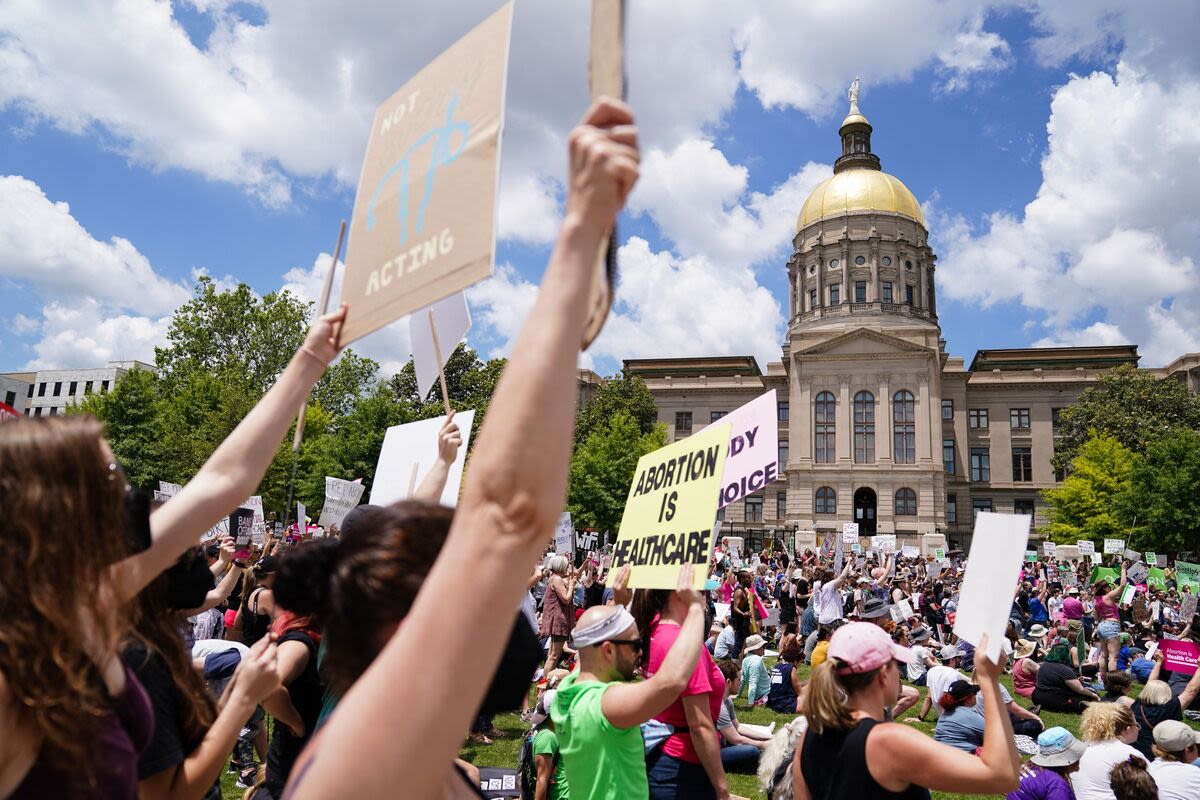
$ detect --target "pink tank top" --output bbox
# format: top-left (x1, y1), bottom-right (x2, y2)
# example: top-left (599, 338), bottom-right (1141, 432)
top-left (1095, 595), bottom-right (1119, 620)
top-left (1013, 657), bottom-right (1037, 697)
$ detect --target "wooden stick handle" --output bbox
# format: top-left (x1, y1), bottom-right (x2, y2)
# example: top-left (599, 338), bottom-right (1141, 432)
top-left (429, 309), bottom-right (452, 415)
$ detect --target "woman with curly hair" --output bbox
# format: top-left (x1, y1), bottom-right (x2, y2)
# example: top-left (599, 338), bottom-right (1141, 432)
top-left (0, 306), bottom-right (346, 798)
top-left (1073, 703), bottom-right (1142, 800)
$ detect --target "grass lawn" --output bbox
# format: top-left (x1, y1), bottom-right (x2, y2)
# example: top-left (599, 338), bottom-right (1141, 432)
top-left (455, 663), bottom-right (1200, 800)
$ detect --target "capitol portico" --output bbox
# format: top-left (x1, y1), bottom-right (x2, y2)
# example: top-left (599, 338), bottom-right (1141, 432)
top-left (621, 85), bottom-right (1200, 551)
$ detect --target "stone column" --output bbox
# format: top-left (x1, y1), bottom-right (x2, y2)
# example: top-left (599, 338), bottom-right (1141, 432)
top-left (928, 259), bottom-right (938, 316)
top-left (876, 374), bottom-right (892, 463)
top-left (840, 242), bottom-right (850, 304)
top-left (870, 240), bottom-right (881, 305)
top-left (917, 375), bottom-right (932, 463)
top-left (837, 376), bottom-right (851, 463)
top-left (918, 259), bottom-right (928, 311)
top-left (797, 374), bottom-right (812, 465)
top-left (816, 247), bottom-right (825, 308)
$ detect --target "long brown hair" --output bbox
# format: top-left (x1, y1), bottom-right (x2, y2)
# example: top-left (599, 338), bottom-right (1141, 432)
top-left (804, 658), bottom-right (882, 734)
top-left (0, 416), bottom-right (131, 790)
top-left (126, 554), bottom-right (218, 753)
top-left (630, 589), bottom-right (672, 663)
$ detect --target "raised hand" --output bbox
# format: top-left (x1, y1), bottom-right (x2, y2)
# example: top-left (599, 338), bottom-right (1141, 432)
top-left (302, 303), bottom-right (349, 365)
top-left (437, 411), bottom-right (463, 464)
top-left (217, 535), bottom-right (236, 565)
top-left (565, 97), bottom-right (639, 238)
top-left (675, 563), bottom-right (702, 607)
top-left (609, 563), bottom-right (633, 607)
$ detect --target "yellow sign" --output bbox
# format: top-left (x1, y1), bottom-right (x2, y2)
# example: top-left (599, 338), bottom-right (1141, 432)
top-left (612, 424), bottom-right (730, 589)
top-left (338, 2), bottom-right (513, 345)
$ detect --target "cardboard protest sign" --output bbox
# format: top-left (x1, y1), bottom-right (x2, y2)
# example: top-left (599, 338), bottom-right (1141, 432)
top-left (1077, 540), bottom-right (1095, 555)
top-left (244, 496), bottom-right (266, 545)
top-left (698, 390), bottom-right (778, 510)
top-left (820, 530), bottom-right (837, 562)
top-left (1103, 538), bottom-right (1125, 554)
top-left (574, 528), bottom-right (600, 559)
top-left (842, 522), bottom-right (860, 544)
top-left (1061, 569), bottom-right (1078, 588)
top-left (1025, 551), bottom-right (1038, 562)
top-left (1088, 552), bottom-right (1101, 564)
top-left (875, 534), bottom-right (896, 555)
top-left (1143, 552), bottom-right (1157, 566)
top-left (1182, 592), bottom-right (1198, 621)
top-left (1043, 541), bottom-right (1056, 557)
top-left (902, 545), bottom-right (920, 559)
top-left (934, 548), bottom-right (945, 560)
top-left (370, 410), bottom-right (476, 507)
top-left (317, 477), bottom-right (366, 528)
top-left (1176, 561), bottom-right (1200, 591)
top-left (1155, 554), bottom-right (1167, 567)
top-left (953, 512), bottom-right (1030, 661)
top-left (1161, 640), bottom-right (1199, 676)
top-left (1119, 584), bottom-right (1136, 606)
top-left (1127, 560), bottom-right (1149, 585)
top-left (411, 291), bottom-right (472, 400)
top-left (155, 481), bottom-right (182, 503)
top-left (296, 501), bottom-right (306, 530)
top-left (611, 424), bottom-right (729, 589)
top-left (338, 2), bottom-right (514, 345)
top-left (231, 508), bottom-right (254, 548)
top-left (1123, 548), bottom-right (1140, 562)
top-left (851, 543), bottom-right (862, 554)
top-left (553, 513), bottom-right (573, 555)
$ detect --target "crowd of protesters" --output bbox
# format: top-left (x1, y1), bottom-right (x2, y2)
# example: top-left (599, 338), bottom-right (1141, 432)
top-left (2, 96), bottom-right (1199, 800)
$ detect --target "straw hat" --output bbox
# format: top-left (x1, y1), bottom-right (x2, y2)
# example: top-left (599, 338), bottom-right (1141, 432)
top-left (1014, 639), bottom-right (1037, 659)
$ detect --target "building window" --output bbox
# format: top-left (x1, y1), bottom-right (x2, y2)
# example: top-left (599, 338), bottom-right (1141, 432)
top-left (815, 487), bottom-right (836, 515)
top-left (37, 382), bottom-right (46, 397)
top-left (855, 255), bottom-right (866, 265)
top-left (53, 381), bottom-right (62, 396)
top-left (947, 493), bottom-right (957, 524)
top-left (4, 391), bottom-right (15, 407)
top-left (970, 448), bottom-right (991, 481)
top-left (895, 488), bottom-right (917, 516)
top-left (829, 284), bottom-right (840, 305)
top-left (101, 381), bottom-right (110, 393)
top-left (1010, 408), bottom-right (1030, 429)
top-left (716, 506), bottom-right (725, 522)
top-left (905, 285), bottom-right (914, 305)
top-left (85, 381), bottom-right (94, 394)
top-left (809, 289), bottom-right (818, 310)
top-left (882, 282), bottom-right (893, 303)
top-left (829, 259), bottom-right (839, 269)
top-left (972, 498), bottom-right (993, 518)
top-left (776, 492), bottom-right (788, 519)
top-left (778, 442), bottom-right (789, 467)
top-left (882, 256), bottom-right (892, 266)
top-left (675, 412), bottom-right (692, 433)
top-left (893, 390), bottom-right (916, 464)
top-left (778, 402), bottom-right (789, 422)
top-left (1051, 408), bottom-right (1063, 429)
top-left (968, 408), bottom-right (988, 429)
top-left (941, 399), bottom-right (953, 419)
top-left (26, 383), bottom-right (34, 398)
top-left (854, 281), bottom-right (867, 303)
top-left (33, 407), bottom-right (42, 416)
top-left (1012, 447), bottom-right (1032, 482)
top-left (943, 439), bottom-right (955, 475)
top-left (68, 381), bottom-right (77, 395)
top-left (710, 411), bottom-right (726, 423)
top-left (1014, 499), bottom-right (1035, 516)
top-left (745, 495), bottom-right (763, 523)
top-left (853, 390), bottom-right (875, 463)
top-left (815, 391), bottom-right (836, 463)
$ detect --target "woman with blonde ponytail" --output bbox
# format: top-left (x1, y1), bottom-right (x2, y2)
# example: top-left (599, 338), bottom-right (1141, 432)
top-left (791, 624), bottom-right (1020, 800)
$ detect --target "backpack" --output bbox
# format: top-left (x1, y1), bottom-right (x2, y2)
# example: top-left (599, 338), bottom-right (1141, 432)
top-left (518, 730), bottom-right (559, 800)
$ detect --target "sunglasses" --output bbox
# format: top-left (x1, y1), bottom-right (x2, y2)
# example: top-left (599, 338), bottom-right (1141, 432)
top-left (605, 638), bottom-right (643, 652)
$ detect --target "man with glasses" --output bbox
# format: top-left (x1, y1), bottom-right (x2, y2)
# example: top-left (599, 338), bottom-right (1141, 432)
top-left (551, 564), bottom-right (707, 800)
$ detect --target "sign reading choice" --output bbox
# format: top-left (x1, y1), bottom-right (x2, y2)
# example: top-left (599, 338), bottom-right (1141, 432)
top-left (612, 424), bottom-right (729, 589)
top-left (338, 2), bottom-right (514, 345)
top-left (698, 390), bottom-right (779, 509)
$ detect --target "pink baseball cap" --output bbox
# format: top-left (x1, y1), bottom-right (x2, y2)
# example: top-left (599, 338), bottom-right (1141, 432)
top-left (827, 622), bottom-right (916, 674)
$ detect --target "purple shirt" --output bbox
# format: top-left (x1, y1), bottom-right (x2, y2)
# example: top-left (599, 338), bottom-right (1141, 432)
top-left (1061, 596), bottom-right (1083, 620)
top-left (1007, 764), bottom-right (1076, 800)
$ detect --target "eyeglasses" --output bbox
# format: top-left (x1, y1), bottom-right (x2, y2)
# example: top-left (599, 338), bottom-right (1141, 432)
top-left (604, 638), bottom-right (643, 652)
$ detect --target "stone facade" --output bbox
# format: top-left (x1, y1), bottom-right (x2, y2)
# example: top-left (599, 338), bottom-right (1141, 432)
top-left (0, 361), bottom-right (155, 417)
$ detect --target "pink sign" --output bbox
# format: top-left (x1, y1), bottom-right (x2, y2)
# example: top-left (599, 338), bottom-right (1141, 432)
top-left (700, 390), bottom-right (779, 510)
top-left (1161, 640), bottom-right (1200, 676)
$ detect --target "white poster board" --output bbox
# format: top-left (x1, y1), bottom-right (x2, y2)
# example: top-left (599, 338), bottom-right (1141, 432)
top-left (842, 522), bottom-right (860, 544)
top-left (317, 477), bottom-right (367, 528)
top-left (1123, 548), bottom-right (1141, 562)
top-left (554, 513), bottom-right (574, 555)
top-left (953, 512), bottom-right (1031, 661)
top-left (370, 410), bottom-right (476, 507)
top-left (875, 534), bottom-right (896, 555)
top-left (411, 291), bottom-right (472, 399)
top-left (902, 545), bottom-right (920, 559)
top-left (1043, 541), bottom-right (1057, 557)
top-left (1127, 561), bottom-right (1149, 586)
top-left (794, 530), bottom-right (817, 555)
top-left (1077, 540), bottom-right (1096, 555)
top-left (1103, 538), bottom-right (1125, 555)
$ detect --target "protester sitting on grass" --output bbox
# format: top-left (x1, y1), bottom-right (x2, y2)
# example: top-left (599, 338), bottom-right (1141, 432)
top-left (792, 626), bottom-right (1020, 799)
top-left (934, 680), bottom-right (986, 754)
top-left (1105, 755), bottom-right (1156, 800)
top-left (1099, 671), bottom-right (1134, 706)
top-left (1032, 642), bottom-right (1099, 713)
top-left (525, 689), bottom-right (569, 800)
top-left (1072, 703), bottom-right (1142, 800)
top-left (766, 642), bottom-right (805, 715)
top-left (0, 301), bottom-right (347, 798)
top-left (1005, 726), bottom-right (1087, 800)
top-left (1128, 651), bottom-right (1200, 761)
top-left (740, 635), bottom-right (770, 707)
top-left (715, 660), bottom-right (769, 773)
top-left (905, 627), bottom-right (938, 687)
top-left (1012, 639), bottom-right (1040, 698)
top-left (281, 98), bottom-right (645, 800)
top-left (1146, 720), bottom-right (1200, 800)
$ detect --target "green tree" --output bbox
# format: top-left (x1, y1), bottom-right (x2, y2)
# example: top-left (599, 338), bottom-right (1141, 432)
top-left (1116, 428), bottom-right (1200, 555)
top-left (70, 367), bottom-right (165, 490)
top-left (567, 411), bottom-right (668, 532)
top-left (312, 352), bottom-right (380, 417)
top-left (1053, 364), bottom-right (1200, 471)
top-left (1041, 433), bottom-right (1136, 544)
top-left (574, 371), bottom-right (659, 446)
top-left (387, 343), bottom-right (505, 443)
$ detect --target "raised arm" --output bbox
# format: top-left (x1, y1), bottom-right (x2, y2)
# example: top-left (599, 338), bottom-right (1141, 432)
top-left (1105, 564), bottom-right (1128, 603)
top-left (186, 560), bottom-right (244, 616)
top-left (114, 307), bottom-right (346, 604)
top-left (285, 98), bottom-right (640, 800)
top-left (412, 412), bottom-right (462, 504)
top-left (829, 560), bottom-right (854, 592)
top-left (1179, 659), bottom-right (1200, 708)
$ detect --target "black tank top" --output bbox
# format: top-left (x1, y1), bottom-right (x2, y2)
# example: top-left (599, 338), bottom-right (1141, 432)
top-left (241, 588), bottom-right (270, 646)
top-left (800, 718), bottom-right (931, 800)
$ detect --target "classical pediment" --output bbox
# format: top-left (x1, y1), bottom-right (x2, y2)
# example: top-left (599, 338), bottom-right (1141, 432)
top-left (794, 328), bottom-right (932, 360)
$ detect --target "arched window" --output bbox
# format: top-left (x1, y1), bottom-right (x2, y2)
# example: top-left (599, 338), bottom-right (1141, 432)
top-left (893, 390), bottom-right (916, 464)
top-left (895, 488), bottom-right (917, 516)
top-left (853, 391), bottom-right (875, 463)
top-left (814, 391), bottom-right (836, 463)
top-left (815, 487), bottom-right (836, 515)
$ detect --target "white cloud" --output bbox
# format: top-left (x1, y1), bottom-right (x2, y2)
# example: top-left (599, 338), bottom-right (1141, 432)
top-left (466, 263), bottom-right (540, 358)
top-left (936, 19), bottom-right (1012, 92)
top-left (21, 298), bottom-right (172, 370)
top-left (0, 175), bottom-right (190, 315)
top-left (937, 63), bottom-right (1200, 365)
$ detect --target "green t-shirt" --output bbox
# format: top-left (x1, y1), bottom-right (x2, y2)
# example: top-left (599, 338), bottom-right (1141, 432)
top-left (532, 728), bottom-right (570, 800)
top-left (550, 674), bottom-right (648, 800)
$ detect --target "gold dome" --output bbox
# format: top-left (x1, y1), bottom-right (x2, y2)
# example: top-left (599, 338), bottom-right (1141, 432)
top-left (797, 169), bottom-right (925, 231)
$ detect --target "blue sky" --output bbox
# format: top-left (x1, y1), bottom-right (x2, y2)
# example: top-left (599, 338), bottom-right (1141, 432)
top-left (1, 1), bottom-right (1197, 377)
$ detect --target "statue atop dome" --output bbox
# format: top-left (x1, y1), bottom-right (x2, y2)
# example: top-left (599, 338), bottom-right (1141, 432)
top-left (848, 77), bottom-right (860, 115)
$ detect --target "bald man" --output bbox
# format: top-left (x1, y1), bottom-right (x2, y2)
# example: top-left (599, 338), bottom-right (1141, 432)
top-left (550, 564), bottom-right (706, 800)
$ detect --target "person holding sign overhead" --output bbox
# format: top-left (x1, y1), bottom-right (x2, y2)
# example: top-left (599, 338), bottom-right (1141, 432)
top-left (1094, 564), bottom-right (1128, 677)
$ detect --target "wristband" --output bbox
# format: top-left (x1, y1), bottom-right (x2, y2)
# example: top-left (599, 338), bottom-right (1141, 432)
top-left (233, 560), bottom-right (247, 569)
top-left (299, 345), bottom-right (329, 367)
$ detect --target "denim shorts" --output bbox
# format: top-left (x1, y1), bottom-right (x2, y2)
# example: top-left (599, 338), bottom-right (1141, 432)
top-left (1097, 619), bottom-right (1121, 640)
